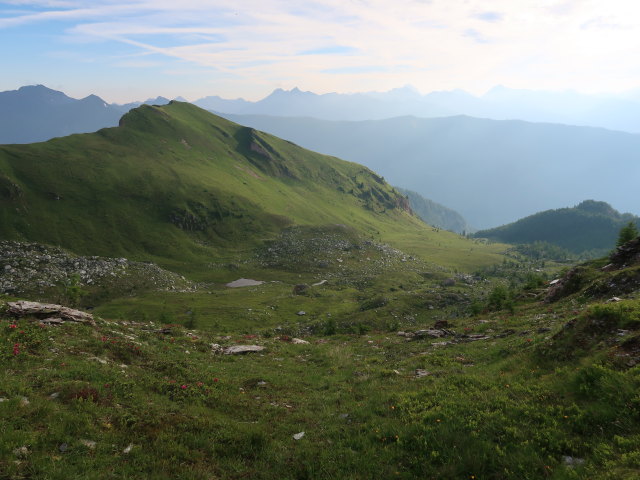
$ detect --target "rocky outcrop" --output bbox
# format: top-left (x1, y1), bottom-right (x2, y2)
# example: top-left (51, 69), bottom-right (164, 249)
top-left (210, 344), bottom-right (265, 355)
top-left (0, 241), bottom-right (195, 296)
top-left (609, 236), bottom-right (640, 269)
top-left (7, 300), bottom-right (95, 325)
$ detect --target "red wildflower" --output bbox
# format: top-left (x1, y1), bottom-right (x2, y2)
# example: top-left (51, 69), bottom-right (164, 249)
top-left (180, 384), bottom-right (188, 390)
top-left (13, 343), bottom-right (20, 356)
top-left (9, 324), bottom-right (17, 329)
top-left (213, 378), bottom-right (219, 383)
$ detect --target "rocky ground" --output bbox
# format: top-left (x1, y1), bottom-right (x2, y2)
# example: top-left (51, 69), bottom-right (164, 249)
top-left (0, 241), bottom-right (196, 297)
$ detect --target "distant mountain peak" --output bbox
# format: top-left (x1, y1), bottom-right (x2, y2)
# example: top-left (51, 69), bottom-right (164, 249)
top-left (15, 84), bottom-right (70, 101)
top-left (575, 199), bottom-right (618, 217)
top-left (268, 87), bottom-right (316, 98)
top-left (81, 94), bottom-right (109, 107)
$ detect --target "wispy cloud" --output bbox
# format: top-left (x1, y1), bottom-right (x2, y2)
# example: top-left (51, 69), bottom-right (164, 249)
top-left (300, 45), bottom-right (358, 55)
top-left (3, 0), bottom-right (640, 101)
top-left (463, 28), bottom-right (491, 44)
top-left (322, 65), bottom-right (392, 74)
top-left (472, 11), bottom-right (503, 23)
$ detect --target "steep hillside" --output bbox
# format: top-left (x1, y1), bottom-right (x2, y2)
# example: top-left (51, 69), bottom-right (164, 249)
top-left (0, 101), bottom-right (503, 274)
top-left (474, 200), bottom-right (639, 256)
top-left (396, 187), bottom-right (471, 234)
top-left (219, 113), bottom-right (640, 228)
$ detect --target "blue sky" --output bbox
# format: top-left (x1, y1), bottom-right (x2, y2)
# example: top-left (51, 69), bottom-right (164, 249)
top-left (2, 0), bottom-right (640, 103)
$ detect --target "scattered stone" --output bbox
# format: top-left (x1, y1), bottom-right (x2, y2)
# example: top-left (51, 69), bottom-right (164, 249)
top-left (123, 444), bottom-right (133, 454)
top-left (0, 241), bottom-right (195, 296)
top-left (292, 284), bottom-right (309, 295)
top-left (397, 331), bottom-right (415, 338)
top-left (433, 320), bottom-right (450, 329)
top-left (41, 317), bottom-right (65, 325)
top-left (415, 369), bottom-right (432, 378)
top-left (58, 443), bottom-right (68, 453)
top-left (312, 280), bottom-right (328, 287)
top-left (607, 297), bottom-right (622, 303)
top-left (291, 338), bottom-right (310, 344)
top-left (49, 392), bottom-right (60, 399)
top-left (297, 311), bottom-right (306, 316)
top-left (89, 356), bottom-right (108, 364)
top-left (495, 329), bottom-right (517, 338)
top-left (414, 329), bottom-right (447, 339)
top-left (442, 278), bottom-right (456, 287)
top-left (210, 343), bottom-right (223, 353)
top-left (562, 456), bottom-right (585, 467)
top-left (0, 397), bottom-right (8, 402)
top-left (461, 334), bottom-right (491, 342)
top-left (225, 278), bottom-right (264, 288)
top-left (13, 446), bottom-right (29, 457)
top-left (19, 397), bottom-right (30, 407)
top-left (80, 439), bottom-right (96, 449)
top-left (293, 432), bottom-right (305, 440)
top-left (223, 345), bottom-right (265, 355)
top-left (8, 300), bottom-right (94, 325)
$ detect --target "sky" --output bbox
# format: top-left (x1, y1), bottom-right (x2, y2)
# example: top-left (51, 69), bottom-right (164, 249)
top-left (2, 0), bottom-right (640, 103)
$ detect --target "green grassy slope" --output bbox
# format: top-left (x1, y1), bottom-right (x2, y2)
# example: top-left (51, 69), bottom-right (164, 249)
top-left (2, 240), bottom-right (639, 479)
top-left (0, 102), bottom-right (505, 273)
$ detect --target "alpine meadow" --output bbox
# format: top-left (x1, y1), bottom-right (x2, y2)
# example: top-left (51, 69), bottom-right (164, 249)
top-left (2, 2), bottom-right (640, 479)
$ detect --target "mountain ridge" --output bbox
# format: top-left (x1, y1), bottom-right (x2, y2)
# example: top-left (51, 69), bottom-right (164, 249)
top-left (473, 200), bottom-right (640, 256)
top-left (1, 101), bottom-right (501, 273)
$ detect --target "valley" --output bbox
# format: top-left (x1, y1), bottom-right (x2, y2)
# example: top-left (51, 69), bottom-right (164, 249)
top-left (1, 102), bottom-right (639, 480)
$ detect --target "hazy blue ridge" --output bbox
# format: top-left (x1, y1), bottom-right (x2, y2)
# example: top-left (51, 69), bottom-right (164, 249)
top-left (196, 85), bottom-right (640, 133)
top-left (0, 85), bottom-right (171, 144)
top-left (218, 112), bottom-right (640, 229)
top-left (395, 187), bottom-right (471, 234)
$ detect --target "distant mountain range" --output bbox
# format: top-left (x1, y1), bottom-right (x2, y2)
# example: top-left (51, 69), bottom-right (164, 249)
top-left (473, 200), bottom-right (640, 256)
top-left (0, 85), bottom-right (171, 144)
top-left (195, 85), bottom-right (640, 133)
top-left (218, 113), bottom-right (640, 228)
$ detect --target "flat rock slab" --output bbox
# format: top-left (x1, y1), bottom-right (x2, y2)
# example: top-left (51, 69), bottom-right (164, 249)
top-left (223, 345), bottom-right (265, 355)
top-left (414, 329), bottom-right (448, 338)
top-left (7, 301), bottom-right (94, 325)
top-left (225, 278), bottom-right (264, 288)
